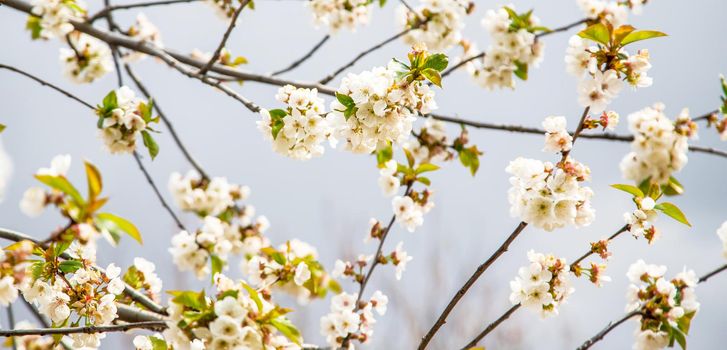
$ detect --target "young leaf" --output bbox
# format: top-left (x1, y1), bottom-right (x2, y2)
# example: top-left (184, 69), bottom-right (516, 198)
top-left (620, 30), bottom-right (667, 46)
top-left (661, 176), bottom-right (684, 196)
top-left (35, 174), bottom-right (85, 207)
top-left (612, 25), bottom-right (635, 46)
top-left (422, 53), bottom-right (449, 72)
top-left (415, 163), bottom-right (440, 174)
top-left (335, 92), bottom-right (355, 108)
top-left (458, 146), bottom-right (481, 176)
top-left (421, 68), bottom-right (442, 87)
top-left (0, 124), bottom-right (5, 133)
top-left (84, 161), bottom-right (103, 201)
top-left (578, 23), bottom-right (610, 46)
top-left (376, 144), bottom-right (393, 166)
top-left (416, 176), bottom-right (431, 186)
top-left (102, 90), bottom-right (118, 110)
top-left (149, 337), bottom-right (168, 350)
top-left (654, 202), bottom-right (691, 226)
top-left (141, 130), bottom-right (160, 160)
top-left (25, 16), bottom-right (42, 40)
top-left (242, 283), bottom-right (264, 313)
top-left (270, 317), bottom-right (302, 345)
top-left (403, 147), bottom-right (415, 168)
top-left (513, 61), bottom-right (528, 80)
top-left (58, 260), bottom-right (84, 273)
top-left (95, 212), bottom-right (143, 244)
top-left (168, 290), bottom-right (206, 310)
top-left (610, 184), bottom-right (644, 198)
top-left (210, 254), bottom-right (224, 281)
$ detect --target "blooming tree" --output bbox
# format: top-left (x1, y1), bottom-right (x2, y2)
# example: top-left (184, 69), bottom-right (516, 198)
top-left (1, 0), bottom-right (727, 349)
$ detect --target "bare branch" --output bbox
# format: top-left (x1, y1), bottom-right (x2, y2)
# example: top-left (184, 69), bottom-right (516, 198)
top-left (198, 0), bottom-right (252, 75)
top-left (318, 26), bottom-right (420, 84)
top-left (698, 263), bottom-right (727, 283)
top-left (272, 34), bottom-right (330, 76)
top-left (132, 151), bottom-right (188, 232)
top-left (417, 221), bottom-right (528, 349)
top-left (0, 321), bottom-right (167, 337)
top-left (576, 310), bottom-right (642, 350)
top-left (124, 64), bottom-right (211, 180)
top-left (0, 64), bottom-right (95, 110)
top-left (87, 0), bottom-right (203, 23)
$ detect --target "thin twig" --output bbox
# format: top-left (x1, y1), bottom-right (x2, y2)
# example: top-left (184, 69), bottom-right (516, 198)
top-left (576, 310), bottom-right (641, 350)
top-left (318, 26), bottom-right (420, 84)
top-left (7, 305), bottom-right (17, 350)
top-left (87, 0), bottom-right (203, 23)
top-left (0, 64), bottom-right (95, 110)
top-left (124, 63), bottom-right (211, 180)
top-left (272, 34), bottom-right (330, 76)
top-left (102, 0), bottom-right (124, 86)
top-left (460, 304), bottom-right (521, 350)
top-left (197, 0), bottom-right (251, 76)
top-left (132, 151), bottom-right (188, 232)
top-left (698, 263), bottom-right (727, 283)
top-left (417, 221), bottom-right (528, 349)
top-left (536, 18), bottom-right (590, 39)
top-left (0, 321), bottom-right (168, 337)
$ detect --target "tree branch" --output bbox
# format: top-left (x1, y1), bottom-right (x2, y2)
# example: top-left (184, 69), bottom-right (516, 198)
top-left (272, 34), bottom-right (330, 76)
top-left (87, 0), bottom-right (203, 23)
top-left (0, 321), bottom-right (167, 337)
top-left (576, 310), bottom-right (641, 350)
top-left (417, 221), bottom-right (528, 349)
top-left (197, 0), bottom-right (251, 76)
top-left (124, 63), bottom-right (211, 180)
top-left (0, 64), bottom-right (95, 110)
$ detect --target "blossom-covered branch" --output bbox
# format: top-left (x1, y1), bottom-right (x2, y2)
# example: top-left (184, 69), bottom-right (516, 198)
top-left (0, 320), bottom-right (167, 337)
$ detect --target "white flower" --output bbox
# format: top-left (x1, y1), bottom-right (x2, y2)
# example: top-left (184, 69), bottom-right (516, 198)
top-left (44, 291), bottom-right (71, 323)
top-left (107, 277), bottom-right (125, 295)
top-left (19, 187), bottom-right (46, 217)
top-left (0, 139), bottom-right (12, 203)
top-left (37, 154), bottom-right (71, 176)
top-left (717, 221), bottom-right (727, 259)
top-left (392, 241), bottom-right (413, 280)
top-left (542, 116), bottom-right (573, 153)
top-left (214, 296), bottom-right (246, 320)
top-left (509, 251), bottom-right (572, 318)
top-left (331, 292), bottom-right (357, 312)
top-left (378, 174), bottom-right (400, 197)
top-left (294, 262), bottom-right (311, 286)
top-left (124, 13), bottom-right (163, 62)
top-left (133, 335), bottom-right (153, 350)
top-left (30, 0), bottom-right (84, 39)
top-left (604, 111), bottom-right (620, 130)
top-left (331, 260), bottom-right (347, 278)
top-left (369, 290), bottom-right (388, 316)
top-left (0, 276), bottom-right (18, 306)
top-left (633, 329), bottom-right (669, 350)
top-left (399, 0), bottom-right (471, 52)
top-left (309, 0), bottom-right (372, 33)
top-left (640, 197), bottom-right (655, 211)
top-left (209, 315), bottom-right (241, 339)
top-left (59, 33), bottom-right (114, 84)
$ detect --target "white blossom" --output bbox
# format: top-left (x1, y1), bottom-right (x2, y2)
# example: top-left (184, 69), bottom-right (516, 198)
top-left (29, 0), bottom-right (84, 39)
top-left (398, 0), bottom-right (471, 52)
top-left (542, 116), bottom-right (573, 153)
top-left (20, 187), bottom-right (47, 217)
top-left (509, 250), bottom-right (573, 318)
top-left (59, 33), bottom-right (114, 84)
top-left (309, 0), bottom-right (372, 33)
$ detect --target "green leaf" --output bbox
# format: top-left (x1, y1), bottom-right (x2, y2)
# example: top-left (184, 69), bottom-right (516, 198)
top-left (335, 92), bottom-right (355, 108)
top-left (661, 176), bottom-right (684, 196)
top-left (513, 61), bottom-right (528, 81)
top-left (52, 241), bottom-right (71, 258)
top-left (35, 174), bottom-right (85, 207)
top-left (638, 177), bottom-right (652, 195)
top-left (58, 260), bottom-right (84, 273)
top-left (378, 0), bottom-right (386, 7)
top-left (578, 23), bottom-right (611, 46)
top-left (422, 53), bottom-right (449, 72)
top-left (102, 90), bottom-right (118, 110)
top-left (458, 146), bottom-right (481, 176)
top-left (416, 176), bottom-right (431, 186)
top-left (678, 311), bottom-right (696, 334)
top-left (141, 130), bottom-right (159, 160)
top-left (421, 68), bottom-right (442, 87)
top-left (95, 213), bottom-right (143, 244)
top-left (84, 161), bottom-right (103, 201)
top-left (415, 163), bottom-right (439, 174)
top-left (149, 337), bottom-right (168, 350)
top-left (654, 202), bottom-right (691, 226)
top-left (376, 144), bottom-right (393, 166)
top-left (0, 124), bottom-right (5, 133)
top-left (270, 251), bottom-right (286, 265)
top-left (620, 30), bottom-right (667, 46)
top-left (270, 317), bottom-right (302, 345)
top-left (210, 254), bottom-right (224, 280)
top-left (671, 326), bottom-right (687, 350)
top-left (403, 147), bottom-right (415, 168)
top-left (610, 184), bottom-right (645, 198)
top-left (242, 283), bottom-right (263, 313)
top-left (611, 25), bottom-right (635, 46)
top-left (168, 290), bottom-right (206, 310)
top-left (25, 16), bottom-right (42, 40)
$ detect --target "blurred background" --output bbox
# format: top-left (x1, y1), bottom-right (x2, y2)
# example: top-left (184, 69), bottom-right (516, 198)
top-left (1, 0), bottom-right (727, 349)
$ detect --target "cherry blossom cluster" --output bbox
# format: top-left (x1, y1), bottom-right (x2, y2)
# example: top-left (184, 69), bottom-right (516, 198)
top-left (398, 0), bottom-right (473, 52)
top-left (625, 260), bottom-right (700, 350)
top-left (718, 221), bottom-right (727, 259)
top-left (568, 21), bottom-right (665, 114)
top-left (506, 156), bottom-right (595, 231)
top-left (620, 104), bottom-right (694, 186)
top-left (509, 250), bottom-right (574, 318)
top-left (22, 243), bottom-right (125, 348)
top-left (319, 290), bottom-right (388, 348)
top-left (168, 171), bottom-right (247, 217)
top-left (96, 86), bottom-right (161, 156)
top-left (257, 85), bottom-right (333, 160)
top-left (123, 13), bottom-right (164, 62)
top-left (404, 117), bottom-right (452, 164)
top-left (59, 32), bottom-right (114, 84)
top-left (576, 0), bottom-right (649, 27)
top-left (392, 192), bottom-right (434, 233)
top-left (207, 0), bottom-right (249, 19)
top-left (242, 238), bottom-right (341, 304)
top-left (27, 0), bottom-right (84, 39)
top-left (159, 275), bottom-right (303, 350)
top-left (308, 0), bottom-right (372, 33)
top-left (190, 47), bottom-right (248, 69)
top-left (542, 116), bottom-right (573, 153)
top-left (329, 48), bottom-right (446, 154)
top-left (464, 6), bottom-right (546, 90)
